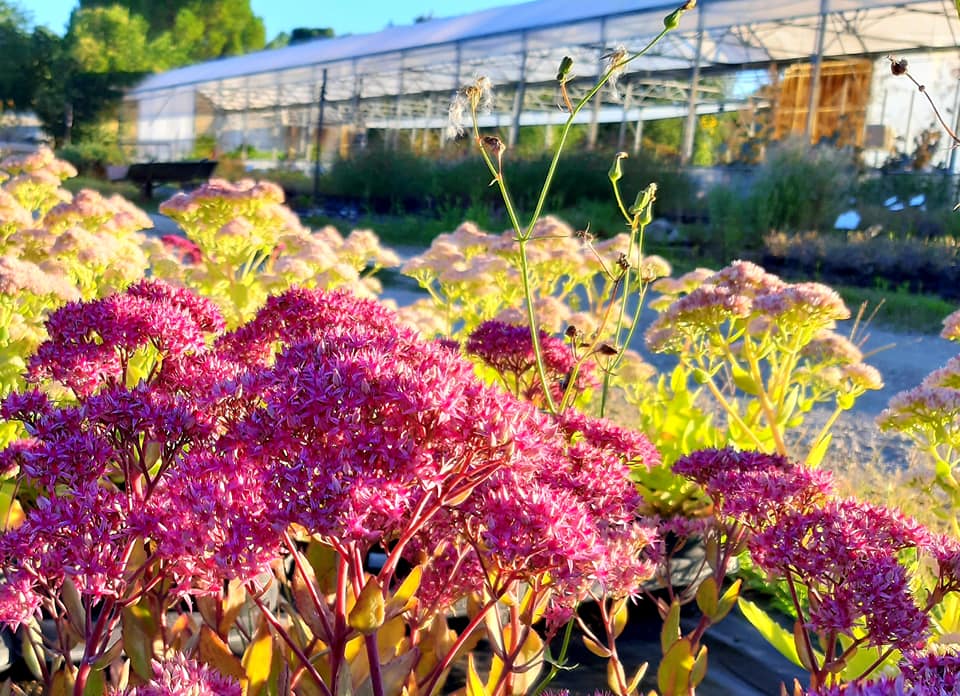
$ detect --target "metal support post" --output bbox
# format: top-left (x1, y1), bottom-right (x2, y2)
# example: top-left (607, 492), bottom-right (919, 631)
top-left (805, 0), bottom-right (830, 140)
top-left (312, 68), bottom-right (327, 203)
top-left (681, 6), bottom-right (705, 165)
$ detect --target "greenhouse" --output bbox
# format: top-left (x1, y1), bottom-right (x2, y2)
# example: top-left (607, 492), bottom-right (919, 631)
top-left (124, 0), bottom-right (960, 166)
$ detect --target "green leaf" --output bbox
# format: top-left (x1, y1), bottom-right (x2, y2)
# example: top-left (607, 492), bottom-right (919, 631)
top-left (690, 645), bottom-right (708, 688)
top-left (242, 619), bottom-right (274, 696)
top-left (713, 578), bottom-right (742, 623)
top-left (657, 637), bottom-right (693, 696)
top-left (466, 654), bottom-right (489, 696)
top-left (348, 576), bottom-right (385, 634)
top-left (781, 386), bottom-right (801, 423)
top-left (731, 364), bottom-right (760, 395)
top-left (793, 619), bottom-right (818, 673)
top-left (695, 577), bottom-right (719, 618)
top-left (661, 601), bottom-right (681, 654)
top-left (805, 433), bottom-right (832, 468)
top-left (122, 601), bottom-right (157, 681)
top-left (738, 597), bottom-right (804, 668)
top-left (837, 630), bottom-right (900, 681)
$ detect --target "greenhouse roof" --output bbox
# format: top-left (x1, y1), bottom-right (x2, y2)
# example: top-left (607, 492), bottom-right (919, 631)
top-left (131, 0), bottom-right (960, 102)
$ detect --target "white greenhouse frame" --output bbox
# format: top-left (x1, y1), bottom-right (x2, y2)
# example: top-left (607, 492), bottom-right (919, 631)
top-left (125, 0), bottom-right (960, 164)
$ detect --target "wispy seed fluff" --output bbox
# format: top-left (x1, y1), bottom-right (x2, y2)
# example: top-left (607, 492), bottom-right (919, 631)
top-left (447, 76), bottom-right (494, 139)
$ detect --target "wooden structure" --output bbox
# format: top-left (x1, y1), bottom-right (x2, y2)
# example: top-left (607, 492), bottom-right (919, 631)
top-left (773, 59), bottom-right (874, 147)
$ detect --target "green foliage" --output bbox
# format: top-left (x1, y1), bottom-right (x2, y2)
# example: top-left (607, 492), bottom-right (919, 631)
top-left (642, 261), bottom-right (881, 464)
top-left (833, 285), bottom-right (956, 334)
top-left (61, 175), bottom-right (141, 201)
top-left (763, 230), bottom-right (960, 301)
top-left (68, 6), bottom-right (156, 72)
top-left (78, 0), bottom-right (265, 61)
top-left (318, 146), bottom-right (696, 223)
top-left (58, 138), bottom-right (127, 175)
top-left (748, 138), bottom-right (856, 232)
top-left (0, 2), bottom-right (34, 111)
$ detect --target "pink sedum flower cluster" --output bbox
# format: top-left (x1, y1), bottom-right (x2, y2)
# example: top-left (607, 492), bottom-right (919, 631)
top-left (112, 654), bottom-right (241, 696)
top-left (675, 448), bottom-right (960, 652)
top-left (466, 319), bottom-right (598, 405)
top-left (0, 279), bottom-right (657, 663)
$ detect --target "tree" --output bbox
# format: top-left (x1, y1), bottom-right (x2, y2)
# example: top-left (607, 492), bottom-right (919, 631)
top-left (29, 7), bottom-right (155, 145)
top-left (79, 0), bottom-right (266, 61)
top-left (290, 27), bottom-right (334, 44)
top-left (0, 0), bottom-right (34, 112)
top-left (266, 27), bottom-right (335, 50)
top-left (68, 5), bottom-right (156, 73)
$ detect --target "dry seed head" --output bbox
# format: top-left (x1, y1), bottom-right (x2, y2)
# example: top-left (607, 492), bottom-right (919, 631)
top-left (446, 92), bottom-right (469, 139)
top-left (603, 45), bottom-right (629, 98)
top-left (465, 76), bottom-right (494, 112)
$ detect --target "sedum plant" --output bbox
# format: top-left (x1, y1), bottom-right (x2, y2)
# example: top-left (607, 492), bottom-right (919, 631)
top-left (674, 447), bottom-right (960, 694)
top-left (879, 308), bottom-right (960, 533)
top-left (0, 280), bottom-right (659, 696)
top-left (152, 179), bottom-right (400, 327)
top-left (0, 149), bottom-right (153, 447)
top-left (642, 260), bottom-right (883, 466)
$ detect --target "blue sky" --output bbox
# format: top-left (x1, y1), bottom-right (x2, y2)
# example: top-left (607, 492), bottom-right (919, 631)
top-left (24, 0), bottom-right (518, 38)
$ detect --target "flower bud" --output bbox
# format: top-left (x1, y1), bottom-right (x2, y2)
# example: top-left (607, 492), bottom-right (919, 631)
top-left (664, 0), bottom-right (697, 30)
top-left (556, 55), bottom-right (574, 82)
top-left (608, 151), bottom-right (628, 184)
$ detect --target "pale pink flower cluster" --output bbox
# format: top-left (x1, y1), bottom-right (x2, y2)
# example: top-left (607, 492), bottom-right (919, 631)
top-left (0, 255), bottom-right (79, 303)
top-left (878, 306), bottom-right (960, 478)
top-left (0, 146), bottom-right (77, 180)
top-left (402, 217), bottom-right (657, 338)
top-left (266, 225), bottom-right (399, 298)
top-left (112, 654), bottom-right (241, 696)
top-left (879, 380), bottom-right (960, 433)
top-left (647, 260), bottom-right (850, 353)
top-left (43, 189), bottom-right (152, 236)
top-left (0, 189), bottom-right (33, 243)
top-left (153, 183), bottom-right (398, 322)
top-left (0, 147), bottom-right (76, 217)
top-left (943, 308), bottom-right (960, 342)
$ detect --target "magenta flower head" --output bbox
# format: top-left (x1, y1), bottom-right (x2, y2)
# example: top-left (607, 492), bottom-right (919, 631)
top-left (673, 447), bottom-right (832, 525)
top-left (28, 278), bottom-right (224, 396)
top-left (0, 482), bottom-right (131, 601)
top-left (215, 288), bottom-right (656, 615)
top-left (804, 677), bottom-right (907, 695)
top-left (215, 285), bottom-right (402, 367)
top-left (465, 319), bottom-right (597, 404)
top-left (676, 447), bottom-right (933, 651)
top-left (0, 571), bottom-right (42, 631)
top-left (751, 498), bottom-right (931, 650)
top-left (901, 649), bottom-right (960, 694)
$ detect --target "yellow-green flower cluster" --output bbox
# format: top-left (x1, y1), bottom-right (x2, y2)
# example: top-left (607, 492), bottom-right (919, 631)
top-left (642, 260), bottom-right (879, 462)
top-left (153, 179), bottom-right (399, 327)
top-left (0, 149), bottom-right (153, 415)
top-left (400, 216), bottom-right (670, 339)
top-left (0, 146), bottom-right (75, 219)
